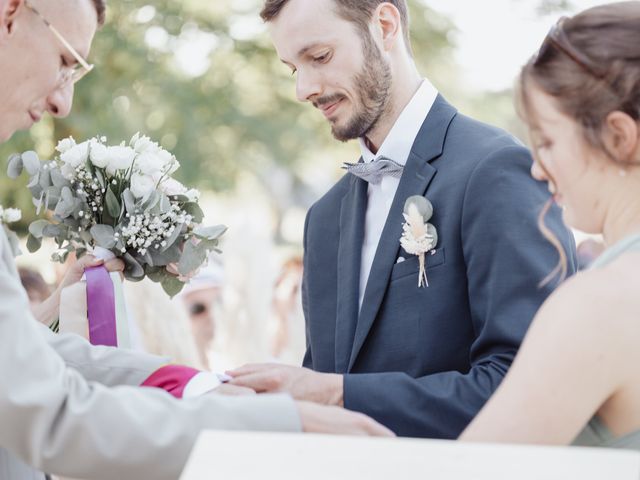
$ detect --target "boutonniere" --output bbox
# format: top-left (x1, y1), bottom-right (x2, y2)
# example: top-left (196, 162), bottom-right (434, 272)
top-left (400, 196), bottom-right (438, 287)
top-left (0, 205), bottom-right (23, 257)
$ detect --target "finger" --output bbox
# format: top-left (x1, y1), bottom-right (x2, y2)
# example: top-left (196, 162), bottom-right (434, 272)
top-left (104, 258), bottom-right (125, 273)
top-left (213, 384), bottom-right (256, 396)
top-left (78, 255), bottom-right (104, 268)
top-left (228, 372), bottom-right (282, 393)
top-left (226, 363), bottom-right (277, 378)
top-left (361, 418), bottom-right (396, 437)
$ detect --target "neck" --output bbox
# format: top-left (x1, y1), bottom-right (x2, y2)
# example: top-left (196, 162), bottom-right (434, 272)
top-left (364, 64), bottom-right (423, 153)
top-left (601, 171), bottom-right (640, 246)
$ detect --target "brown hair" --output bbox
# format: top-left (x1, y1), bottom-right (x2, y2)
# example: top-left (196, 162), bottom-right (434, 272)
top-left (260, 0), bottom-right (413, 56)
top-left (91, 0), bottom-right (106, 26)
top-left (517, 1), bottom-right (640, 284)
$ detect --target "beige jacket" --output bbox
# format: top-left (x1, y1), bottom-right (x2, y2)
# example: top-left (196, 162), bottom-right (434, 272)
top-left (0, 230), bottom-right (301, 480)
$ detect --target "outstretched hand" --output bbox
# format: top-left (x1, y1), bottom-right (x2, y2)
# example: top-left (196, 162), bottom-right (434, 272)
top-left (227, 363), bottom-right (344, 406)
top-left (295, 401), bottom-right (395, 437)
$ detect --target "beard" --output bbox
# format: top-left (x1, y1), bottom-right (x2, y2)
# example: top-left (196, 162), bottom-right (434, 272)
top-left (314, 34), bottom-right (392, 142)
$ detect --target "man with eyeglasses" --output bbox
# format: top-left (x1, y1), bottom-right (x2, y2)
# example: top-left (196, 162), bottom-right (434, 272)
top-left (0, 1), bottom-right (392, 479)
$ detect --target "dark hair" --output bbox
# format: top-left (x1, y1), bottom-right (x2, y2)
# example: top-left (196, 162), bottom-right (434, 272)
top-left (91, 0), bottom-right (106, 26)
top-left (517, 1), bottom-right (640, 284)
top-left (260, 0), bottom-right (412, 56)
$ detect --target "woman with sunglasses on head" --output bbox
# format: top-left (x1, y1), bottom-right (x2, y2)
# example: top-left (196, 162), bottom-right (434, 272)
top-left (461, 1), bottom-right (640, 449)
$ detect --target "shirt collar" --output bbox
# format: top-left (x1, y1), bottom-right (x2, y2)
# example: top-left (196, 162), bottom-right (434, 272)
top-left (359, 78), bottom-right (438, 165)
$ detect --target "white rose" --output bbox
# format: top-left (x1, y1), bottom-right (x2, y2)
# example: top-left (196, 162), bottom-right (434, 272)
top-left (89, 140), bottom-right (109, 169)
top-left (130, 173), bottom-right (156, 199)
top-left (3, 208), bottom-right (21, 223)
top-left (160, 177), bottom-right (187, 197)
top-left (60, 142), bottom-right (89, 168)
top-left (135, 151), bottom-right (164, 176)
top-left (55, 137), bottom-right (76, 154)
top-left (61, 163), bottom-right (76, 180)
top-left (133, 134), bottom-right (157, 154)
top-left (106, 146), bottom-right (136, 175)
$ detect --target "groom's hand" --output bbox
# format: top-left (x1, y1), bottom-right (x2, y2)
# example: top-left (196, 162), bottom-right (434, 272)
top-left (226, 364), bottom-right (344, 406)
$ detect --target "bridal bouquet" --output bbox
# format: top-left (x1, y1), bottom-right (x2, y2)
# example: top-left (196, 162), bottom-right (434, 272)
top-left (0, 205), bottom-right (22, 257)
top-left (7, 133), bottom-right (225, 297)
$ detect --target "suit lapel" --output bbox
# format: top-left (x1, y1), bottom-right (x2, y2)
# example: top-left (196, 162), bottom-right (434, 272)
top-left (334, 172), bottom-right (368, 373)
top-left (348, 95), bottom-right (457, 372)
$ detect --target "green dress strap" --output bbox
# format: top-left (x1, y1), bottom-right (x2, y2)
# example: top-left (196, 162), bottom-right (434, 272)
top-left (572, 232), bottom-right (640, 449)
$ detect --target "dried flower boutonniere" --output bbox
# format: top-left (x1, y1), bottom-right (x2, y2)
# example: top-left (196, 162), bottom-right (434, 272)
top-left (400, 195), bottom-right (438, 287)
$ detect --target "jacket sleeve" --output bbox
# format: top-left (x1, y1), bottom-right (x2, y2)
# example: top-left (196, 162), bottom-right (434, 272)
top-left (39, 324), bottom-right (169, 387)
top-left (343, 145), bottom-right (576, 438)
top-left (0, 233), bottom-right (301, 480)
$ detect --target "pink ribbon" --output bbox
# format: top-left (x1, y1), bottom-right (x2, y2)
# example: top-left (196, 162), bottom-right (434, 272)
top-left (85, 265), bottom-right (118, 347)
top-left (141, 365), bottom-right (200, 398)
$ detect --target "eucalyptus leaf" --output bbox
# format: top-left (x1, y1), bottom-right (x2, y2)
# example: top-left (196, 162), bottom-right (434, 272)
top-left (403, 195), bottom-right (433, 222)
top-left (90, 224), bottom-right (117, 249)
top-left (161, 275), bottom-right (185, 298)
top-left (26, 234), bottom-right (42, 253)
top-left (28, 220), bottom-right (50, 238)
top-left (38, 169), bottom-right (52, 190)
top-left (122, 252), bottom-right (144, 279)
top-left (183, 202), bottom-right (204, 224)
top-left (27, 171), bottom-right (40, 189)
top-left (193, 224), bottom-right (227, 240)
top-left (43, 224), bottom-right (65, 239)
top-left (161, 223), bottom-right (184, 251)
top-left (95, 169), bottom-right (106, 190)
top-left (141, 191), bottom-right (160, 211)
top-left (159, 194), bottom-right (171, 214)
top-left (122, 188), bottom-right (136, 214)
top-left (145, 266), bottom-right (167, 283)
top-left (105, 187), bottom-right (121, 218)
top-left (7, 154), bottom-right (23, 179)
top-left (178, 240), bottom-right (207, 277)
top-left (21, 151), bottom-right (41, 176)
top-left (50, 168), bottom-right (69, 188)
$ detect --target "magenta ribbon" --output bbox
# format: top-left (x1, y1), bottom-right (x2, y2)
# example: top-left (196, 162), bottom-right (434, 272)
top-left (85, 265), bottom-right (118, 347)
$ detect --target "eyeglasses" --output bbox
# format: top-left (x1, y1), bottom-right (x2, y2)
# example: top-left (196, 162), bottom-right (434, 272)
top-left (24, 0), bottom-right (94, 87)
top-left (535, 17), bottom-right (607, 80)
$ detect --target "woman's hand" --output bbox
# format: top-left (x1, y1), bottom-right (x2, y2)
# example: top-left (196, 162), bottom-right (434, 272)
top-left (58, 255), bottom-right (125, 291)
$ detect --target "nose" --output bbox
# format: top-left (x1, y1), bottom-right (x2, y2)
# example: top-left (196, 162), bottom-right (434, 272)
top-left (295, 69), bottom-right (322, 103)
top-left (46, 83), bottom-right (74, 119)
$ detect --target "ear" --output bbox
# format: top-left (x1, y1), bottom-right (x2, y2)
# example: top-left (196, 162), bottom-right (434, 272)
top-left (0, 0), bottom-right (24, 41)
top-left (602, 111), bottom-right (640, 164)
top-left (374, 2), bottom-right (402, 53)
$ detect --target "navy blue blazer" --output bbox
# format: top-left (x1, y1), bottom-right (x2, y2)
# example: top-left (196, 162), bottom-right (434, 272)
top-left (301, 95), bottom-right (576, 438)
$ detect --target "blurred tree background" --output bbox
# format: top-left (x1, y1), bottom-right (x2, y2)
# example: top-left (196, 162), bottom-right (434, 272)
top-left (1, 0), bottom-right (563, 237)
top-left (1, 0), bottom-right (459, 235)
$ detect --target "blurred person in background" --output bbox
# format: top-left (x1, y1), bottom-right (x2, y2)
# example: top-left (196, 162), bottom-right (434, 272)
top-left (270, 255), bottom-right (306, 364)
top-left (179, 256), bottom-right (225, 370)
top-left (18, 266), bottom-right (50, 309)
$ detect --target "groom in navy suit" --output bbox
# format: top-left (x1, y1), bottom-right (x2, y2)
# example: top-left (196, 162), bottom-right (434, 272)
top-left (229, 0), bottom-right (576, 437)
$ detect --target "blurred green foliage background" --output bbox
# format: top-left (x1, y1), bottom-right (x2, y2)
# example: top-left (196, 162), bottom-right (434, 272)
top-left (1, 0), bottom-right (568, 234)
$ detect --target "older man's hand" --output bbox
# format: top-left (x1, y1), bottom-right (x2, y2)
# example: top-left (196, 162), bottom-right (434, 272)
top-left (59, 254), bottom-right (125, 291)
top-left (227, 364), bottom-right (344, 406)
top-left (295, 401), bottom-right (395, 437)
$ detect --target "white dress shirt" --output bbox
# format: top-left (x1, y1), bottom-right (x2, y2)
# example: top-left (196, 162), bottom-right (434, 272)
top-left (358, 79), bottom-right (439, 310)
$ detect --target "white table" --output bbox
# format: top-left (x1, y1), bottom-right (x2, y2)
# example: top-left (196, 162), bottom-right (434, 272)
top-left (181, 431), bottom-right (640, 480)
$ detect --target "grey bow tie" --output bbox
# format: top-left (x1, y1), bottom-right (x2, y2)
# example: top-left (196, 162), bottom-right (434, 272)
top-left (342, 156), bottom-right (404, 185)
